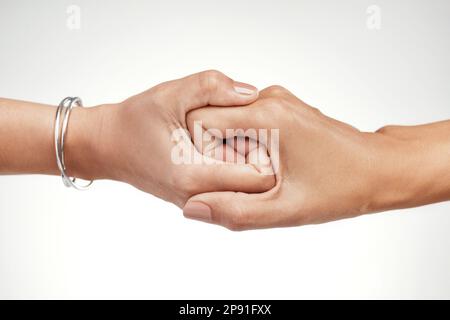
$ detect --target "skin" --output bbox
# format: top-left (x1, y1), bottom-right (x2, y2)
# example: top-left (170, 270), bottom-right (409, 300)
top-left (1, 70), bottom-right (449, 230)
top-left (0, 70), bottom-right (275, 208)
top-left (185, 85), bottom-right (450, 230)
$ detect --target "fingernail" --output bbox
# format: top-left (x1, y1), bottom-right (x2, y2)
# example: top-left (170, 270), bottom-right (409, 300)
top-left (183, 201), bottom-right (212, 222)
top-left (233, 81), bottom-right (258, 96)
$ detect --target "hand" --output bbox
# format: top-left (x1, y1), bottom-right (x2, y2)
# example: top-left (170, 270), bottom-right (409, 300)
top-left (185, 85), bottom-right (450, 230)
top-left (70, 71), bottom-right (275, 207)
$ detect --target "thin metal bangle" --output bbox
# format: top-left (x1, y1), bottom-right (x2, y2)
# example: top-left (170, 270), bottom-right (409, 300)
top-left (54, 97), bottom-right (70, 186)
top-left (54, 97), bottom-right (94, 190)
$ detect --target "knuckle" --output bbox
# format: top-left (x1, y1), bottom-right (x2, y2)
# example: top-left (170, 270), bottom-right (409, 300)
top-left (376, 125), bottom-right (398, 135)
top-left (202, 69), bottom-right (224, 78)
top-left (198, 70), bottom-right (225, 93)
top-left (264, 85), bottom-right (288, 96)
top-left (260, 96), bottom-right (291, 119)
top-left (311, 106), bottom-right (321, 113)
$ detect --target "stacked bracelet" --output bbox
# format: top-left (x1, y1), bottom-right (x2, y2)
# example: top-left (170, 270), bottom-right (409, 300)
top-left (54, 97), bottom-right (93, 190)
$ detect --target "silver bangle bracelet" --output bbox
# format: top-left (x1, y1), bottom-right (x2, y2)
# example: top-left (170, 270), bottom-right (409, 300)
top-left (54, 97), bottom-right (94, 190)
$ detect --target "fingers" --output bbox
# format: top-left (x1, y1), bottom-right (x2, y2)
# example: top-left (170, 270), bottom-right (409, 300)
top-left (173, 70), bottom-right (259, 112)
top-left (170, 78), bottom-right (289, 230)
top-left (187, 161), bottom-right (275, 195)
top-left (190, 122), bottom-right (266, 163)
top-left (185, 85), bottom-right (293, 134)
top-left (184, 139), bottom-right (275, 195)
top-left (246, 142), bottom-right (274, 176)
top-left (182, 190), bottom-right (291, 231)
top-left (187, 105), bottom-right (267, 136)
top-left (172, 126), bottom-right (275, 199)
top-left (187, 104), bottom-right (281, 163)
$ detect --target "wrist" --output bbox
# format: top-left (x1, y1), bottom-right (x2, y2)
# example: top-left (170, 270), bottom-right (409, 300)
top-left (365, 125), bottom-right (449, 213)
top-left (65, 104), bottom-right (112, 181)
top-left (364, 131), bottom-right (414, 212)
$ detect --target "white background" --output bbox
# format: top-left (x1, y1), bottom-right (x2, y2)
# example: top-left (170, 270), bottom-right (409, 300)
top-left (0, 0), bottom-right (449, 299)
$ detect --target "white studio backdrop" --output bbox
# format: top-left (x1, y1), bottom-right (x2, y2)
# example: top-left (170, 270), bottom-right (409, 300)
top-left (0, 0), bottom-right (449, 299)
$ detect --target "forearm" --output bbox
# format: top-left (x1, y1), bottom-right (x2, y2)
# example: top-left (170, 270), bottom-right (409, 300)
top-left (0, 98), bottom-right (104, 179)
top-left (371, 120), bottom-right (450, 212)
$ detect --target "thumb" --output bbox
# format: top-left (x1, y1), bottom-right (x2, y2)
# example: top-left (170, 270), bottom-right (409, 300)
top-left (175, 70), bottom-right (259, 112)
top-left (182, 191), bottom-right (287, 231)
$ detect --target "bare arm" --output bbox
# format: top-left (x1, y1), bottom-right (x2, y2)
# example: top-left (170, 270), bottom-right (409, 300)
top-left (0, 98), bottom-right (99, 178)
top-left (373, 120), bottom-right (450, 210)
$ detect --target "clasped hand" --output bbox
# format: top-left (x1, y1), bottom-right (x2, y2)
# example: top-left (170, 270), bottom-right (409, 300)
top-left (67, 69), bottom-right (450, 231)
